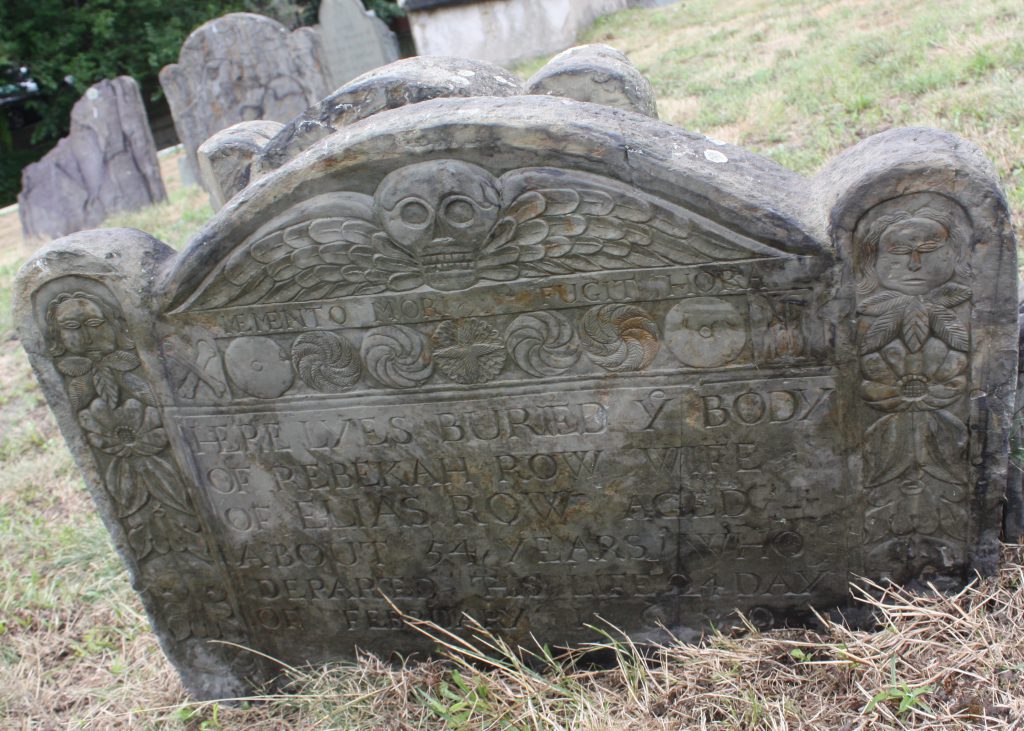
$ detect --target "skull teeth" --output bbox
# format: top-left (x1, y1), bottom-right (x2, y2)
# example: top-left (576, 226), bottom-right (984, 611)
top-left (423, 252), bottom-right (475, 271)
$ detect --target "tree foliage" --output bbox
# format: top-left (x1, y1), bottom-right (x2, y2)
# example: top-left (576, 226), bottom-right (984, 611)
top-left (0, 0), bottom-right (403, 144)
top-left (0, 0), bottom-right (254, 142)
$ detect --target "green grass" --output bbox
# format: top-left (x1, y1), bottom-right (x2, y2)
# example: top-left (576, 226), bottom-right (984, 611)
top-left (569, 0), bottom-right (1024, 238)
top-left (104, 181), bottom-right (211, 251)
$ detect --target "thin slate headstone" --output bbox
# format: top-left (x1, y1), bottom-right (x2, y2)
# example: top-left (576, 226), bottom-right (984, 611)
top-left (526, 45), bottom-right (658, 118)
top-left (253, 56), bottom-right (521, 177)
top-left (160, 13), bottom-right (331, 187)
top-left (17, 77), bottom-right (166, 241)
top-left (198, 120), bottom-right (285, 211)
top-left (15, 56), bottom-right (1019, 702)
top-left (320, 0), bottom-right (400, 89)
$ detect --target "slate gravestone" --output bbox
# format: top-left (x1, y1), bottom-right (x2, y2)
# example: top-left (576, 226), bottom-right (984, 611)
top-left (16, 57), bottom-right (1019, 701)
top-left (526, 45), bottom-right (658, 118)
top-left (319, 0), bottom-right (400, 89)
top-left (160, 13), bottom-right (331, 187)
top-left (18, 77), bottom-right (166, 241)
top-left (253, 56), bottom-right (521, 177)
top-left (198, 121), bottom-right (285, 211)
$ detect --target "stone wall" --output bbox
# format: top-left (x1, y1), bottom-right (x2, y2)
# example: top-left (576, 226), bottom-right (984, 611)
top-left (403, 0), bottom-right (630, 65)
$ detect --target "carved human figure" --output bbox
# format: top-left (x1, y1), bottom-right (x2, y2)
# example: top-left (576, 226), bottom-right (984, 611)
top-left (852, 193), bottom-right (974, 576)
top-left (47, 291), bottom-right (124, 362)
top-left (853, 193), bottom-right (970, 298)
top-left (41, 283), bottom-right (206, 560)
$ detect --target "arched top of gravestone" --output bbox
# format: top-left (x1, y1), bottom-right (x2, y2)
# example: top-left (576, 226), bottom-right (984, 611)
top-left (162, 95), bottom-right (824, 313)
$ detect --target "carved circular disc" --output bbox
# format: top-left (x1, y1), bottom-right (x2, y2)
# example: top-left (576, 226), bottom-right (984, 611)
top-left (224, 336), bottom-right (294, 399)
top-left (664, 297), bottom-right (747, 368)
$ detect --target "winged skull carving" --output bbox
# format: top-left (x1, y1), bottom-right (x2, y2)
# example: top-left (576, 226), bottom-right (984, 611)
top-left (186, 160), bottom-right (787, 310)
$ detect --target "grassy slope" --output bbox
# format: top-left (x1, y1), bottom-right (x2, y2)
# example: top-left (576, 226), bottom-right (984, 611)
top-left (1, 0), bottom-right (1023, 728)
top-left (573, 0), bottom-right (1024, 241)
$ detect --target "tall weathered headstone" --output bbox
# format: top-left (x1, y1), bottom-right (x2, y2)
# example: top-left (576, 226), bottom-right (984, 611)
top-left (18, 77), bottom-right (166, 241)
top-left (319, 0), bottom-right (400, 89)
top-left (160, 13), bottom-right (330, 186)
top-left (16, 57), bottom-right (1018, 702)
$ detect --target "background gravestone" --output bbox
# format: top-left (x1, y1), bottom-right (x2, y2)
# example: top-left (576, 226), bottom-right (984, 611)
top-left (17, 77), bottom-right (166, 242)
top-left (254, 56), bottom-right (522, 177)
top-left (320, 0), bottom-right (400, 89)
top-left (15, 56), bottom-right (1018, 701)
top-left (160, 13), bottom-right (331, 186)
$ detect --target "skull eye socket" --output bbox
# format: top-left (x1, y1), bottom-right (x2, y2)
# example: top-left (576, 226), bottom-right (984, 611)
top-left (441, 197), bottom-right (478, 227)
top-left (398, 199), bottom-right (432, 228)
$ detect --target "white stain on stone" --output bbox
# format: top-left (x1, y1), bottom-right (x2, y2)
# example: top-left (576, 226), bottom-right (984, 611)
top-left (86, 88), bottom-right (100, 100)
top-left (457, 69), bottom-right (476, 77)
top-left (704, 149), bottom-right (728, 164)
top-left (706, 136), bottom-right (727, 146)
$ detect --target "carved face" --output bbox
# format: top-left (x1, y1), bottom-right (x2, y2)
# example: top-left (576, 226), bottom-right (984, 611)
top-left (54, 296), bottom-right (117, 360)
top-left (875, 217), bottom-right (957, 295)
top-left (375, 161), bottom-right (501, 291)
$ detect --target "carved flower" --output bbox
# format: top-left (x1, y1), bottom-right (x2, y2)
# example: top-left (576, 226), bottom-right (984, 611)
top-left (432, 318), bottom-right (507, 384)
top-left (77, 399), bottom-right (192, 520)
top-left (860, 337), bottom-right (967, 412)
top-left (78, 398), bottom-right (168, 457)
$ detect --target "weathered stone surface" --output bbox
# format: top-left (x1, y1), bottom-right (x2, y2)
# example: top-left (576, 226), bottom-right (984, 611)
top-left (526, 44), bottom-right (658, 118)
top-left (1005, 288), bottom-right (1024, 542)
top-left (160, 13), bottom-right (331, 186)
top-left (17, 77), bottom-right (166, 241)
top-left (403, 0), bottom-right (631, 66)
top-left (198, 121), bottom-right (285, 211)
top-left (254, 56), bottom-right (521, 176)
top-left (320, 0), bottom-right (400, 89)
top-left (16, 82), bottom-right (1019, 701)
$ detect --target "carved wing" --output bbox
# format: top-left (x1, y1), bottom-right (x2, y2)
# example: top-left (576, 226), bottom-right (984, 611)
top-left (187, 192), bottom-right (416, 310)
top-left (479, 168), bottom-right (787, 279)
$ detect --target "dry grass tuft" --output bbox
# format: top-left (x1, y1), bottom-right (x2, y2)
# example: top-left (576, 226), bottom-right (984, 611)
top-left (117, 548), bottom-right (1023, 729)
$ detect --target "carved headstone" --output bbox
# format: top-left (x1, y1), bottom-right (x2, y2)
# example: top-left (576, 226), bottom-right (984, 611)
top-left (526, 45), bottom-right (658, 118)
top-left (17, 77), bottom-right (166, 241)
top-left (319, 0), bottom-right (400, 89)
top-left (254, 56), bottom-right (522, 177)
top-left (16, 57), bottom-right (1018, 702)
top-left (198, 121), bottom-right (285, 211)
top-left (160, 13), bottom-right (331, 186)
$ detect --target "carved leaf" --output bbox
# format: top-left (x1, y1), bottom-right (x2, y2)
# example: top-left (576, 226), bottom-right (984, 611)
top-left (123, 372), bottom-right (158, 407)
top-left (901, 300), bottom-right (930, 353)
top-left (127, 522), bottom-right (154, 560)
top-left (923, 409), bottom-right (969, 483)
top-left (67, 375), bottom-right (94, 412)
top-left (139, 455), bottom-right (195, 516)
top-left (860, 308), bottom-right (902, 354)
top-left (100, 350), bottom-right (140, 372)
top-left (57, 356), bottom-right (93, 377)
top-left (859, 291), bottom-right (908, 315)
top-left (929, 307), bottom-right (969, 352)
top-left (105, 457), bottom-right (148, 517)
top-left (93, 366), bottom-right (120, 407)
top-left (864, 413), bottom-right (913, 485)
top-left (930, 282), bottom-right (973, 309)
